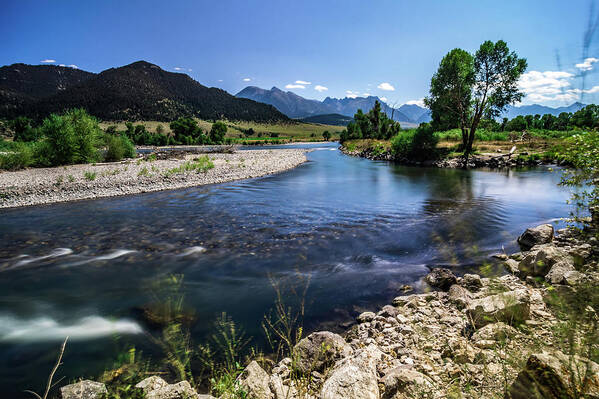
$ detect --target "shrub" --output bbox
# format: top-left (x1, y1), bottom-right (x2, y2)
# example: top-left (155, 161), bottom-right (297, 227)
top-left (210, 122), bottom-right (227, 144)
top-left (391, 123), bottom-right (438, 160)
top-left (105, 134), bottom-right (136, 162)
top-left (0, 142), bottom-right (33, 170)
top-left (39, 109), bottom-right (102, 166)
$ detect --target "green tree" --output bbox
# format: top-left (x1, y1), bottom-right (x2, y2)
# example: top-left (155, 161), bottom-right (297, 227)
top-left (209, 121), bottom-right (227, 144)
top-left (425, 40), bottom-right (527, 163)
top-left (11, 116), bottom-right (39, 142)
top-left (170, 117), bottom-right (202, 144)
top-left (322, 130), bottom-right (331, 141)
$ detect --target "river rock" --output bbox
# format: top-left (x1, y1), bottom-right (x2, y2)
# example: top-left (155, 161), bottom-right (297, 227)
top-left (545, 261), bottom-right (576, 284)
top-left (448, 284), bottom-right (471, 309)
top-left (504, 259), bottom-right (520, 274)
top-left (135, 376), bottom-right (168, 393)
top-left (293, 331), bottom-right (353, 374)
top-left (145, 381), bottom-right (199, 399)
top-left (357, 311), bottom-right (376, 323)
top-left (471, 322), bottom-right (518, 343)
top-left (508, 350), bottom-right (599, 399)
top-left (424, 268), bottom-right (457, 291)
top-left (61, 380), bottom-right (107, 399)
top-left (380, 367), bottom-right (433, 399)
top-left (519, 244), bottom-right (573, 278)
top-left (237, 361), bottom-right (272, 399)
top-left (461, 273), bottom-right (483, 292)
top-left (320, 345), bottom-right (383, 399)
top-left (466, 289), bottom-right (530, 327)
top-left (517, 224), bottom-right (554, 250)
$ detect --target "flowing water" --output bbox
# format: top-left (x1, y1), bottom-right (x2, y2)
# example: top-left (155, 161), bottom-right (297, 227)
top-left (0, 142), bottom-right (572, 396)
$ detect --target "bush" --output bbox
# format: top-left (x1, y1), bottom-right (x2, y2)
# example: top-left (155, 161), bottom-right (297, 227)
top-left (105, 134), bottom-right (136, 162)
top-left (39, 109), bottom-right (102, 166)
top-left (391, 123), bottom-right (438, 160)
top-left (0, 142), bottom-right (33, 170)
top-left (210, 122), bottom-right (227, 144)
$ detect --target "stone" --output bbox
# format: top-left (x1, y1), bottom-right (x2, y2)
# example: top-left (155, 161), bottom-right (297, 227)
top-left (293, 331), bottom-right (353, 374)
top-left (357, 311), bottom-right (376, 323)
top-left (392, 295), bottom-right (413, 306)
top-left (320, 345), bottom-right (383, 399)
top-left (135, 376), bottom-right (168, 393)
top-left (508, 350), bottom-right (599, 399)
top-left (60, 380), bottom-right (107, 399)
top-left (563, 270), bottom-right (585, 286)
top-left (462, 273), bottom-right (483, 292)
top-left (269, 375), bottom-right (298, 399)
top-left (424, 268), bottom-right (457, 291)
top-left (517, 224), bottom-right (554, 250)
top-left (380, 367), bottom-right (433, 399)
top-left (471, 322), bottom-right (518, 343)
top-left (378, 305), bottom-right (400, 318)
top-left (466, 289), bottom-right (530, 328)
top-left (504, 259), bottom-right (520, 274)
top-left (519, 245), bottom-right (574, 277)
top-left (442, 337), bottom-right (478, 364)
top-left (448, 284), bottom-right (471, 309)
top-left (545, 261), bottom-right (576, 284)
top-left (237, 361), bottom-right (272, 399)
top-left (145, 381), bottom-right (199, 399)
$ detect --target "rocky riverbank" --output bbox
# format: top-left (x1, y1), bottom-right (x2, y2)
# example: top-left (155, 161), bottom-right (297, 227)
top-left (58, 217), bottom-right (599, 399)
top-left (341, 145), bottom-right (555, 169)
top-left (0, 149), bottom-right (307, 208)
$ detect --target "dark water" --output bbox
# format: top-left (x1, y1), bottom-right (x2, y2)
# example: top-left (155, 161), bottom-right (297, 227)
top-left (0, 142), bottom-right (572, 396)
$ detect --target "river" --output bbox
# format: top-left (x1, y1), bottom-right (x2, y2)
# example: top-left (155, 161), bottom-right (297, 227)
top-left (0, 142), bottom-right (572, 396)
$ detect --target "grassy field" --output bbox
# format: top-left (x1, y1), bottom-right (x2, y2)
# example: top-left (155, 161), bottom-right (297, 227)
top-left (98, 119), bottom-right (346, 141)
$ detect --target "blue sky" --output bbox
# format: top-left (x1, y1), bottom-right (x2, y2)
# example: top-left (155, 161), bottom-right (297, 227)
top-left (2, 0), bottom-right (599, 107)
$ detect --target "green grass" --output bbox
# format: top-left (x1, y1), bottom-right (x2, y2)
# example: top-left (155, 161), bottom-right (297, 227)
top-left (84, 171), bottom-right (97, 181)
top-left (164, 156), bottom-right (214, 177)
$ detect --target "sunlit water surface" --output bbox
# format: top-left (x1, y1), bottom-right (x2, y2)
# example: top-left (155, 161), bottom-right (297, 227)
top-left (0, 142), bottom-right (572, 396)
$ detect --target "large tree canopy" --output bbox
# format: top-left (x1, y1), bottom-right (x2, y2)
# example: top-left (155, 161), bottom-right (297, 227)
top-left (425, 40), bottom-right (527, 161)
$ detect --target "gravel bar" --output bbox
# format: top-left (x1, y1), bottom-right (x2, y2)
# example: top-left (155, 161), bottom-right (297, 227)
top-left (0, 149), bottom-right (307, 209)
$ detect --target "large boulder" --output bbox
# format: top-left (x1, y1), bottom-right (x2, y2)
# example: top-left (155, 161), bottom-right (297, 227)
top-left (320, 345), bottom-right (383, 399)
top-left (461, 273), bottom-right (483, 292)
top-left (545, 262), bottom-right (576, 285)
top-left (466, 289), bottom-right (530, 328)
top-left (424, 268), bottom-right (457, 291)
top-left (448, 284), bottom-right (471, 309)
top-left (517, 224), bottom-right (554, 250)
top-left (508, 350), bottom-right (599, 399)
top-left (380, 367), bottom-right (433, 399)
top-left (519, 245), bottom-right (574, 278)
top-left (135, 376), bottom-right (168, 394)
top-left (237, 360), bottom-right (273, 399)
top-left (61, 380), bottom-right (107, 399)
top-left (293, 331), bottom-right (353, 374)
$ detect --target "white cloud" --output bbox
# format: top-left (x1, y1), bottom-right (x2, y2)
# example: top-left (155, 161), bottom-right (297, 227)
top-left (405, 98), bottom-right (425, 107)
top-left (363, 92), bottom-right (372, 97)
top-left (377, 82), bottom-right (395, 91)
top-left (41, 59), bottom-right (55, 63)
top-left (188, 68), bottom-right (192, 72)
top-left (517, 69), bottom-right (599, 104)
top-left (576, 57), bottom-right (599, 71)
top-left (174, 67), bottom-right (183, 71)
top-left (314, 85), bottom-right (328, 92)
top-left (218, 79), bottom-right (223, 82)
top-left (295, 80), bottom-right (311, 85)
top-left (285, 84), bottom-right (305, 89)
top-left (380, 97), bottom-right (388, 102)
top-left (243, 78), bottom-right (251, 82)
top-left (68, 64), bottom-right (78, 69)
top-left (346, 90), bottom-right (359, 98)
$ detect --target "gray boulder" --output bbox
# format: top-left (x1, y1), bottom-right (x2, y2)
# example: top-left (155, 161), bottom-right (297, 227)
top-left (293, 331), bottom-right (353, 374)
top-left (61, 380), bottom-right (107, 399)
top-left (517, 224), bottom-right (554, 250)
top-left (135, 376), bottom-right (168, 394)
top-left (519, 245), bottom-right (574, 278)
top-left (462, 273), bottom-right (483, 292)
top-left (509, 350), bottom-right (599, 399)
top-left (424, 268), bottom-right (457, 291)
top-left (146, 381), bottom-right (200, 399)
top-left (545, 262), bottom-right (576, 284)
top-left (357, 311), bottom-right (376, 323)
top-left (237, 360), bottom-right (273, 399)
top-left (471, 322), bottom-right (518, 343)
top-left (448, 284), bottom-right (471, 309)
top-left (504, 259), bottom-right (520, 275)
top-left (466, 289), bottom-right (530, 328)
top-left (380, 367), bottom-right (433, 399)
top-left (320, 345), bottom-right (383, 399)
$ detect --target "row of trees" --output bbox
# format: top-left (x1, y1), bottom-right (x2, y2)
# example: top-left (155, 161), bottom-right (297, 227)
top-left (339, 100), bottom-right (401, 142)
top-left (488, 104), bottom-right (599, 132)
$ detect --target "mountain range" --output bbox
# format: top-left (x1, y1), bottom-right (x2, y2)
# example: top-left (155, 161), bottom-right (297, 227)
top-left (0, 61), bottom-right (287, 122)
top-left (236, 86), bottom-right (430, 125)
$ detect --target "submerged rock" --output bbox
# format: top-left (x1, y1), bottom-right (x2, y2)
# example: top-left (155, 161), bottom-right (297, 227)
top-left (424, 268), bottom-right (457, 291)
top-left (61, 380), bottom-right (107, 399)
top-left (517, 224), bottom-right (554, 250)
top-left (509, 350), bottom-right (599, 399)
top-left (293, 331), bottom-right (353, 374)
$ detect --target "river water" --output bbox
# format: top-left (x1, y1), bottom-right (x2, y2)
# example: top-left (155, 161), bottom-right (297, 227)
top-left (0, 142), bottom-right (572, 396)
